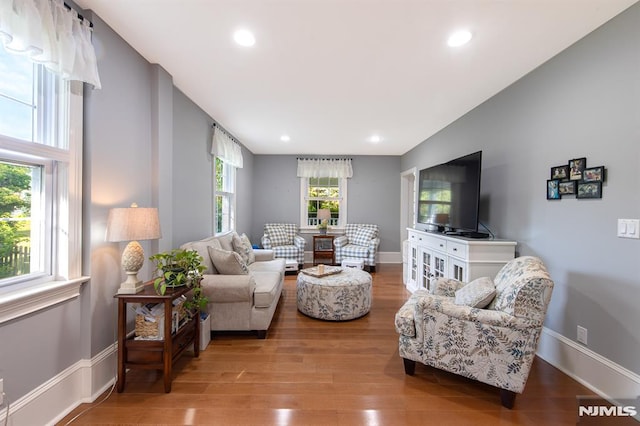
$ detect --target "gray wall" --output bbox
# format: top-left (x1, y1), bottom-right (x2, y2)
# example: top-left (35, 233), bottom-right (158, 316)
top-left (401, 4), bottom-right (640, 374)
top-left (250, 155), bottom-right (401, 252)
top-left (171, 89), bottom-right (255, 245)
top-left (172, 89), bottom-right (215, 243)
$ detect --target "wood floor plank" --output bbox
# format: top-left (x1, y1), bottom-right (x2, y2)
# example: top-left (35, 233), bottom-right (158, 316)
top-left (58, 263), bottom-right (601, 425)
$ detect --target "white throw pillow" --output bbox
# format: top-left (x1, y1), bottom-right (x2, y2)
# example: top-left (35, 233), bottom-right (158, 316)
top-left (454, 277), bottom-right (496, 308)
top-left (208, 247), bottom-right (249, 275)
top-left (232, 233), bottom-right (255, 265)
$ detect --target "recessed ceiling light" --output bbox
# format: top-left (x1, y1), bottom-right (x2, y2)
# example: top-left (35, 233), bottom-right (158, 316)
top-left (447, 30), bottom-right (472, 47)
top-left (369, 135), bottom-right (381, 143)
top-left (233, 29), bottom-right (255, 47)
top-left (280, 134), bottom-right (291, 142)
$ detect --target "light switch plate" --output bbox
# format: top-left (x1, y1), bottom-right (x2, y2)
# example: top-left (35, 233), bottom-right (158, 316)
top-left (618, 219), bottom-right (640, 239)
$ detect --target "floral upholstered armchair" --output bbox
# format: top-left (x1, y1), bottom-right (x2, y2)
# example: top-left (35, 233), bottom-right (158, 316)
top-left (395, 256), bottom-right (554, 408)
top-left (261, 223), bottom-right (305, 269)
top-left (333, 224), bottom-right (380, 272)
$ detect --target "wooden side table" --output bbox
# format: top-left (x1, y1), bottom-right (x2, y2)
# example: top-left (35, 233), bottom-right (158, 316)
top-left (313, 235), bottom-right (335, 265)
top-left (114, 283), bottom-right (199, 393)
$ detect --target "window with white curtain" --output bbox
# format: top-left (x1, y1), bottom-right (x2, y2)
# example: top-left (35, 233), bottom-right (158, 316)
top-left (211, 126), bottom-right (243, 234)
top-left (0, 0), bottom-right (93, 322)
top-left (297, 158), bottom-right (352, 231)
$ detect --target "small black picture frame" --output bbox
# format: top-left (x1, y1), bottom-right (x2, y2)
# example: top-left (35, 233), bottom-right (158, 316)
top-left (583, 166), bottom-right (605, 182)
top-left (558, 181), bottom-right (576, 195)
top-left (547, 179), bottom-right (561, 200)
top-left (577, 181), bottom-right (602, 199)
top-left (569, 157), bottom-right (586, 181)
top-left (551, 165), bottom-right (569, 181)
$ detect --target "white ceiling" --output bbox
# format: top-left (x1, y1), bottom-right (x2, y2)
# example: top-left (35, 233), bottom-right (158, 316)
top-left (75, 0), bottom-right (638, 156)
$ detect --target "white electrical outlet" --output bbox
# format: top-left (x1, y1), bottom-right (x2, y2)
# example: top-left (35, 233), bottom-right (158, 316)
top-left (577, 326), bottom-right (588, 345)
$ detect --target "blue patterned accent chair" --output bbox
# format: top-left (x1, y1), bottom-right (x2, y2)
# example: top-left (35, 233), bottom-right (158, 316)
top-left (394, 256), bottom-right (554, 408)
top-left (333, 224), bottom-right (380, 272)
top-left (261, 223), bottom-right (305, 269)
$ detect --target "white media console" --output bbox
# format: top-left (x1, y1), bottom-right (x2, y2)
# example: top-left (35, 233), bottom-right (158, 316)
top-left (406, 228), bottom-right (517, 293)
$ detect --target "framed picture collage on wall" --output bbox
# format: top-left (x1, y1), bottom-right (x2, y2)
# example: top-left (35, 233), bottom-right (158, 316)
top-left (547, 157), bottom-right (605, 200)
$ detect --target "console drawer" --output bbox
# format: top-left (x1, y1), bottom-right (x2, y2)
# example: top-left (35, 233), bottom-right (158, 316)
top-left (424, 235), bottom-right (447, 252)
top-left (447, 240), bottom-right (468, 258)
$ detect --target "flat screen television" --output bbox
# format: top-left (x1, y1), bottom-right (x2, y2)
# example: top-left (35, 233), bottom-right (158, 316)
top-left (417, 151), bottom-right (486, 237)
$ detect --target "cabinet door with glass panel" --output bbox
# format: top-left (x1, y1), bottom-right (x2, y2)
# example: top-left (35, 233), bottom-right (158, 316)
top-left (419, 247), bottom-right (447, 292)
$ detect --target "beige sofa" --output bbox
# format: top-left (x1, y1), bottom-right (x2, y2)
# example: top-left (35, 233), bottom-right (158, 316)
top-left (181, 231), bottom-right (285, 339)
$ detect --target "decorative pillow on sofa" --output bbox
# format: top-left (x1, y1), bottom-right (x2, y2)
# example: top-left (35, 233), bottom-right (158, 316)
top-left (454, 277), bottom-right (496, 308)
top-left (351, 227), bottom-right (376, 247)
top-left (208, 247), bottom-right (249, 275)
top-left (205, 239), bottom-right (223, 274)
top-left (233, 233), bottom-right (255, 265)
top-left (266, 224), bottom-right (291, 247)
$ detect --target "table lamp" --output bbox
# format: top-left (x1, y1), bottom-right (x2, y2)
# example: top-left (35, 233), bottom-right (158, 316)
top-left (106, 203), bottom-right (162, 294)
top-left (317, 209), bottom-right (331, 223)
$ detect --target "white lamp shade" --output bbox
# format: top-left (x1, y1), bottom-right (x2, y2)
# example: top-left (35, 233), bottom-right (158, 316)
top-left (317, 209), bottom-right (331, 221)
top-left (106, 207), bottom-right (162, 242)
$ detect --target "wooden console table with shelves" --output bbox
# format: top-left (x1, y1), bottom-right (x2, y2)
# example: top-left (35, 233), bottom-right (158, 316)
top-left (405, 228), bottom-right (517, 293)
top-left (114, 283), bottom-right (200, 393)
top-left (313, 234), bottom-right (335, 265)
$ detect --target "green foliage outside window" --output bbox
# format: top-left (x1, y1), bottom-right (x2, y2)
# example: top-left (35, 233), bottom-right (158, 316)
top-left (307, 177), bottom-right (340, 224)
top-left (0, 162), bottom-right (32, 278)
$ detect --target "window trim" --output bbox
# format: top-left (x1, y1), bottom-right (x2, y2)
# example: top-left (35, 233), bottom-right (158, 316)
top-left (299, 177), bottom-right (348, 232)
top-left (0, 78), bottom-right (88, 325)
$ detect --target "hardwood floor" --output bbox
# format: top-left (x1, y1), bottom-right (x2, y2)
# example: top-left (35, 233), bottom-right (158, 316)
top-left (60, 264), bottom-right (601, 425)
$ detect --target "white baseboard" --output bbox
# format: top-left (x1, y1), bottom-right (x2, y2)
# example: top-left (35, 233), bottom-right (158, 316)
top-left (0, 344), bottom-right (116, 426)
top-left (537, 327), bottom-right (640, 403)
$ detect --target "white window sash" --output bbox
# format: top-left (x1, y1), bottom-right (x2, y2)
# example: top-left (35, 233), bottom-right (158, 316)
top-left (299, 177), bottom-right (348, 231)
top-left (213, 157), bottom-right (236, 234)
top-left (0, 78), bottom-right (88, 324)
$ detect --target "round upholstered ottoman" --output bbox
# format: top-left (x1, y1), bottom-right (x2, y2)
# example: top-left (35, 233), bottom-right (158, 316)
top-left (296, 268), bottom-right (372, 321)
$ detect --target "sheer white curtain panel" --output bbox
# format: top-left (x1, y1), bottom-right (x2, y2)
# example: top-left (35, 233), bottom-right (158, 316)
top-left (211, 127), bottom-right (243, 168)
top-left (297, 158), bottom-right (353, 178)
top-left (0, 0), bottom-right (101, 88)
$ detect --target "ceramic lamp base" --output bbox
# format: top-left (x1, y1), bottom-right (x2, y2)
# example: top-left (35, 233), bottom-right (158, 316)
top-left (117, 272), bottom-right (145, 294)
top-left (118, 241), bottom-right (145, 294)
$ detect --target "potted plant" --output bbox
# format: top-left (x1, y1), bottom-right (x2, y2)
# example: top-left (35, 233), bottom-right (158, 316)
top-left (317, 219), bottom-right (329, 234)
top-left (149, 249), bottom-right (208, 313)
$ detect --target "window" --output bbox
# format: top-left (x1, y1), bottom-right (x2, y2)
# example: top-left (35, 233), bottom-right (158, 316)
top-left (301, 177), bottom-right (348, 229)
top-left (0, 44), bottom-right (85, 323)
top-left (214, 156), bottom-right (235, 233)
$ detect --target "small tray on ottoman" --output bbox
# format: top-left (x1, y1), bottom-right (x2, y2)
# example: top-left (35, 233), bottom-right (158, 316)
top-left (300, 265), bottom-right (342, 278)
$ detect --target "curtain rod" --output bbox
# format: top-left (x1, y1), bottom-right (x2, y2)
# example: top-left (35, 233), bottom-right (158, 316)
top-left (212, 122), bottom-right (240, 144)
top-left (64, 2), bottom-right (93, 28)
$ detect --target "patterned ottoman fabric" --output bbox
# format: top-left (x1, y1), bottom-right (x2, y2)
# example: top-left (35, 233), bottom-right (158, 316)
top-left (297, 268), bottom-right (372, 321)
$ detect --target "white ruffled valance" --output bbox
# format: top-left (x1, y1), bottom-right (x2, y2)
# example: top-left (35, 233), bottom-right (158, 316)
top-left (0, 0), bottom-right (101, 89)
top-left (211, 126), bottom-right (243, 168)
top-left (297, 158), bottom-right (353, 178)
